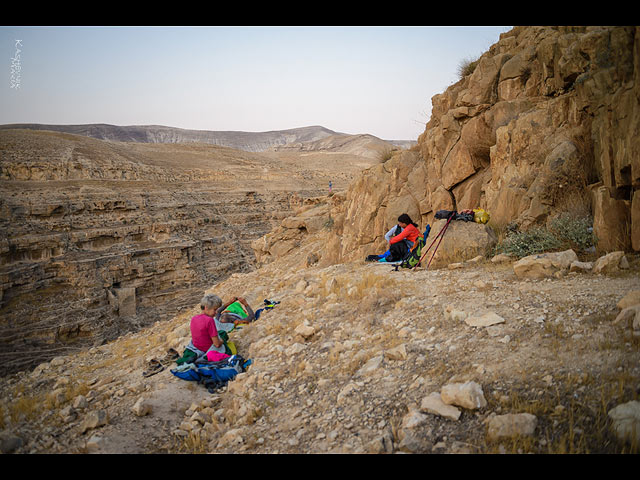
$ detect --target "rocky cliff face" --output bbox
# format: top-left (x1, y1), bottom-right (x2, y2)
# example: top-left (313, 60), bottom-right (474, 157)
top-left (301, 26), bottom-right (640, 264)
top-left (0, 129), bottom-right (379, 375)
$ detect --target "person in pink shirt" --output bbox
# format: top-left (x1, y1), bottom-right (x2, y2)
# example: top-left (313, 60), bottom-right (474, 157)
top-left (190, 294), bottom-right (225, 354)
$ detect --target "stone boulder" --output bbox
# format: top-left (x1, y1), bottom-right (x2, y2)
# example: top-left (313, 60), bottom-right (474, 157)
top-left (424, 219), bottom-right (497, 269)
top-left (513, 249), bottom-right (578, 279)
top-left (440, 381), bottom-right (487, 410)
top-left (617, 291), bottom-right (640, 310)
top-left (593, 251), bottom-right (629, 274)
top-left (613, 305), bottom-right (640, 337)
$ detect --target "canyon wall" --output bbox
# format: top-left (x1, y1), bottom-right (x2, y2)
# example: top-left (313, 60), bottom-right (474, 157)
top-left (311, 26), bottom-right (639, 264)
top-left (1, 129), bottom-right (369, 375)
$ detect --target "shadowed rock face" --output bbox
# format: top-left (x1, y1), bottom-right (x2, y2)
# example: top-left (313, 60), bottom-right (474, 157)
top-left (0, 128), bottom-right (386, 375)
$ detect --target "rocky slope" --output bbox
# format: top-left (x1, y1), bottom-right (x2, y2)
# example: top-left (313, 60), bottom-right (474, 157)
top-left (0, 208), bottom-right (638, 453)
top-left (0, 129), bottom-right (385, 376)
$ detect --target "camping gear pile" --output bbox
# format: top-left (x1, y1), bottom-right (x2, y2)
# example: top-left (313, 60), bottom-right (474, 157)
top-left (142, 299), bottom-right (279, 394)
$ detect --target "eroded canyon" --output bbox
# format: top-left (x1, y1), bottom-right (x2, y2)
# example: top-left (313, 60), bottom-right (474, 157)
top-left (0, 128), bottom-right (389, 375)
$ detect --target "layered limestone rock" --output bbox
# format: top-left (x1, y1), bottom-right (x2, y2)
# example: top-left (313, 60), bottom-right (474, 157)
top-left (421, 26), bottom-right (638, 252)
top-left (277, 26), bottom-right (640, 266)
top-left (0, 179), bottom-right (300, 375)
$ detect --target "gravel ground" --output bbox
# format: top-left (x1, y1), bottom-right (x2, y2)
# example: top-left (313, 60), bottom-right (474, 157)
top-left (1, 254), bottom-right (639, 454)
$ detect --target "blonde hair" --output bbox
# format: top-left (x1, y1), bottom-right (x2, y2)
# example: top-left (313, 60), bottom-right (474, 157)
top-left (200, 293), bottom-right (222, 311)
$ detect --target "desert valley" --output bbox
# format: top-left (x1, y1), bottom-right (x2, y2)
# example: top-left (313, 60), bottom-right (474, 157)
top-left (1, 26), bottom-right (639, 454)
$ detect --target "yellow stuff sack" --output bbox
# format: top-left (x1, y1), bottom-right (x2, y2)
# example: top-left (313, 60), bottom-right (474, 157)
top-left (226, 341), bottom-right (237, 356)
top-left (473, 208), bottom-right (490, 224)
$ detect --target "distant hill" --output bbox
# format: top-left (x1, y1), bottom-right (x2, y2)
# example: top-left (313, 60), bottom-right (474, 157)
top-left (0, 123), bottom-right (416, 153)
top-left (270, 133), bottom-right (399, 159)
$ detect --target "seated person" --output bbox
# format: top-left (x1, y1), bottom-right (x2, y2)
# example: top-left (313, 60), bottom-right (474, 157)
top-left (188, 293), bottom-right (226, 358)
top-left (215, 296), bottom-right (256, 334)
top-left (380, 213), bottom-right (422, 262)
top-left (366, 223), bottom-right (403, 262)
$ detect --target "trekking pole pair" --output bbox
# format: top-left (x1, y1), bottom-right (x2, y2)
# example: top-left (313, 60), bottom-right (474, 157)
top-left (413, 212), bottom-right (455, 270)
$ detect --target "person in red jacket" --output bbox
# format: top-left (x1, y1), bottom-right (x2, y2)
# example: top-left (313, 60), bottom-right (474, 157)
top-left (382, 213), bottom-right (422, 262)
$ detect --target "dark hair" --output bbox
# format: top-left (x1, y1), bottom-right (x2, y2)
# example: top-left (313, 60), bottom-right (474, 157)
top-left (398, 213), bottom-right (418, 227)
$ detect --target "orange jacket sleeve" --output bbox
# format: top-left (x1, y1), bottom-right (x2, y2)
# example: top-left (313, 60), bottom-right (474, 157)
top-left (390, 224), bottom-right (418, 244)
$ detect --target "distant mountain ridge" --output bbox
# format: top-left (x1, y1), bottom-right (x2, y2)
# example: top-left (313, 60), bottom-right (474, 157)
top-left (0, 123), bottom-right (415, 153)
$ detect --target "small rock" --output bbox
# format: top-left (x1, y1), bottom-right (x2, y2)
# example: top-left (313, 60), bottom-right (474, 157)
top-left (218, 428), bottom-right (245, 448)
top-left (59, 405), bottom-right (77, 423)
top-left (30, 362), bottom-right (49, 378)
top-left (464, 312), bottom-right (505, 328)
top-left (608, 400), bottom-right (640, 445)
top-left (53, 376), bottom-right (70, 390)
top-left (73, 395), bottom-right (88, 410)
top-left (401, 408), bottom-right (429, 429)
top-left (337, 382), bottom-right (359, 405)
top-left (294, 323), bottom-right (316, 340)
top-left (295, 280), bottom-right (308, 293)
top-left (486, 413), bottom-right (538, 440)
top-left (440, 381), bottom-right (487, 410)
top-left (385, 344), bottom-right (407, 361)
top-left (0, 432), bottom-right (24, 453)
top-left (443, 305), bottom-right (468, 322)
top-left (420, 392), bottom-right (461, 420)
top-left (397, 428), bottom-right (432, 453)
top-left (49, 388), bottom-right (67, 407)
top-left (132, 396), bottom-right (152, 417)
top-left (50, 356), bottom-right (66, 367)
top-left (569, 260), bottom-right (593, 273)
top-left (513, 249), bottom-right (578, 279)
top-left (355, 355), bottom-right (384, 377)
top-left (86, 435), bottom-right (104, 452)
top-left (491, 253), bottom-right (512, 263)
top-left (81, 410), bottom-right (108, 434)
top-left (190, 411), bottom-right (208, 425)
top-left (620, 256), bottom-right (630, 269)
top-left (474, 280), bottom-right (488, 289)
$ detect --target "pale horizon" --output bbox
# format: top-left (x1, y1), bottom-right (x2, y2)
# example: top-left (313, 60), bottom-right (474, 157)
top-left (2, 26), bottom-right (512, 141)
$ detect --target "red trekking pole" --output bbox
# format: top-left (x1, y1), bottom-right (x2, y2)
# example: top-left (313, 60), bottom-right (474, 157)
top-left (413, 212), bottom-right (455, 270)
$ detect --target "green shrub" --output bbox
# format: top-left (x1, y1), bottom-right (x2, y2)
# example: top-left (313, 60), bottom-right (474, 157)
top-left (548, 213), bottom-right (597, 252)
top-left (493, 214), bottom-right (596, 259)
top-left (494, 226), bottom-right (562, 259)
